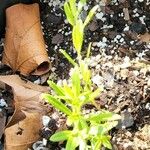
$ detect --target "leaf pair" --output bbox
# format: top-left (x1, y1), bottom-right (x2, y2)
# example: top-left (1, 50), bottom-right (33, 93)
top-left (64, 0), bottom-right (99, 57)
top-left (42, 94), bottom-right (71, 116)
top-left (91, 135), bottom-right (112, 150)
top-left (72, 5), bottom-right (99, 57)
top-left (64, 0), bottom-right (77, 26)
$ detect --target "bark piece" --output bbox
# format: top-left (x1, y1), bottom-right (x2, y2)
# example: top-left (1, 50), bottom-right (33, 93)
top-left (2, 3), bottom-right (51, 76)
top-left (0, 75), bottom-right (50, 150)
top-left (140, 32), bottom-right (150, 44)
top-left (0, 111), bottom-right (6, 139)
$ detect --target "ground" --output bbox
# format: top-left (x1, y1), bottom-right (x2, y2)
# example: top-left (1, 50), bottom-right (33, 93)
top-left (0, 0), bottom-right (150, 150)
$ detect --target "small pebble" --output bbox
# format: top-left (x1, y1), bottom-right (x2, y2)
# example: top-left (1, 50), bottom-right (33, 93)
top-left (0, 98), bottom-right (7, 107)
top-left (96, 12), bottom-right (103, 20)
top-left (42, 116), bottom-right (51, 127)
top-left (145, 103), bottom-right (150, 110)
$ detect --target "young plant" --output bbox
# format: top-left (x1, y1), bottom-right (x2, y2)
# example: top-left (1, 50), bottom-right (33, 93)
top-left (42, 0), bottom-right (121, 149)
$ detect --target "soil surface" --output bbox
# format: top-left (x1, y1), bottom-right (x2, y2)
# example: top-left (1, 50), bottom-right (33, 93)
top-left (0, 0), bottom-right (150, 150)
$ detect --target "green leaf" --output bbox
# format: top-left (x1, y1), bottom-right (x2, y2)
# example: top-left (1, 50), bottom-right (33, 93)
top-left (47, 80), bottom-right (64, 96)
top-left (63, 84), bottom-right (74, 97)
top-left (50, 130), bottom-right (71, 142)
top-left (89, 122), bottom-right (115, 136)
top-left (79, 60), bottom-right (91, 86)
top-left (89, 125), bottom-right (99, 136)
top-left (71, 67), bottom-right (81, 97)
top-left (69, 0), bottom-right (77, 20)
top-left (89, 124), bottom-right (109, 136)
top-left (66, 137), bottom-right (79, 150)
top-left (103, 121), bottom-right (119, 132)
top-left (64, 2), bottom-right (75, 26)
top-left (89, 88), bottom-right (102, 104)
top-left (72, 19), bottom-right (84, 55)
top-left (84, 5), bottom-right (99, 27)
top-left (60, 49), bottom-right (76, 66)
top-left (91, 121), bottom-right (118, 135)
top-left (79, 93), bottom-right (90, 104)
top-left (79, 117), bottom-right (88, 129)
top-left (67, 114), bottom-right (81, 126)
top-left (86, 42), bottom-right (92, 58)
top-left (42, 94), bottom-right (72, 115)
top-left (93, 139), bottom-right (102, 150)
top-left (54, 95), bottom-right (71, 104)
top-left (87, 111), bottom-right (121, 122)
top-left (102, 136), bottom-right (112, 149)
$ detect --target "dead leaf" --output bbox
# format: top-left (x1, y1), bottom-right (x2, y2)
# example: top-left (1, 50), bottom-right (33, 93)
top-left (2, 4), bottom-right (51, 76)
top-left (0, 75), bottom-right (50, 150)
top-left (140, 32), bottom-right (150, 44)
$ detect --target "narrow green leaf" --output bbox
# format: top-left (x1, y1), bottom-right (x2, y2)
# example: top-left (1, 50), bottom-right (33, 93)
top-left (85, 69), bottom-right (91, 85)
top-left (42, 94), bottom-right (72, 115)
top-left (66, 137), bottom-right (79, 150)
top-left (47, 80), bottom-right (64, 96)
top-left (63, 83), bottom-right (75, 100)
top-left (87, 111), bottom-right (121, 122)
top-left (50, 130), bottom-right (71, 142)
top-left (89, 88), bottom-right (101, 101)
top-left (71, 67), bottom-right (81, 97)
top-left (86, 42), bottom-right (92, 58)
top-left (79, 93), bottom-right (90, 104)
top-left (64, 2), bottom-right (75, 26)
top-left (79, 117), bottom-right (88, 129)
top-left (89, 123), bottom-right (115, 136)
top-left (93, 139), bottom-right (102, 150)
top-left (72, 19), bottom-right (84, 55)
top-left (54, 95), bottom-right (71, 104)
top-left (91, 122), bottom-right (118, 135)
top-left (103, 121), bottom-right (119, 132)
top-left (102, 136), bottom-right (112, 149)
top-left (79, 60), bottom-right (91, 86)
top-left (80, 0), bottom-right (87, 3)
top-left (84, 5), bottom-right (99, 27)
top-left (60, 49), bottom-right (76, 66)
top-left (69, 0), bottom-right (77, 20)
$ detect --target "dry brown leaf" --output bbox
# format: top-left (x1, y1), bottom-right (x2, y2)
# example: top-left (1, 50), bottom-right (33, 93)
top-left (0, 75), bottom-right (50, 150)
top-left (140, 32), bottom-right (150, 44)
top-left (2, 4), bottom-right (51, 76)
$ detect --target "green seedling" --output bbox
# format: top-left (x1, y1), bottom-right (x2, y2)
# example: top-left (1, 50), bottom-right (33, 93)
top-left (42, 0), bottom-right (121, 149)
top-left (64, 0), bottom-right (99, 57)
